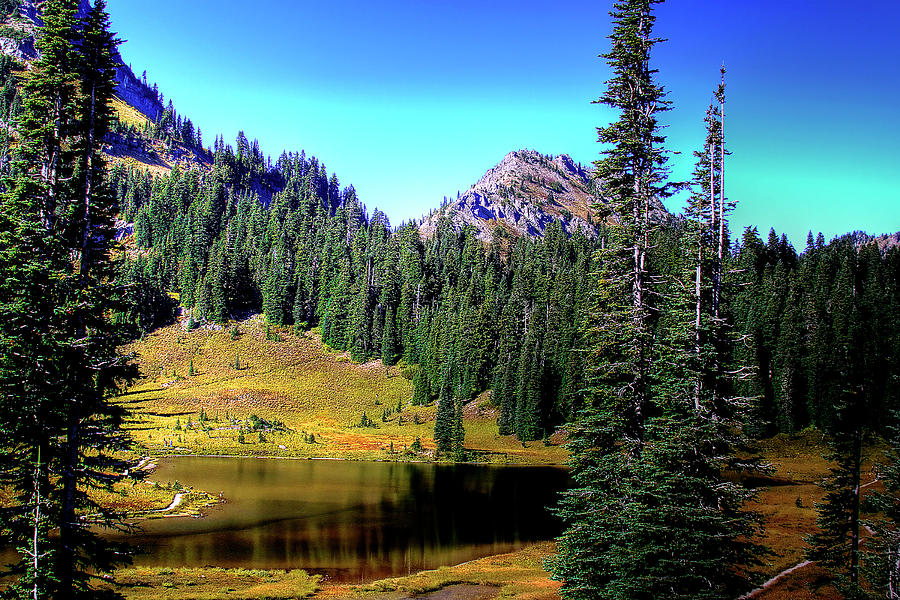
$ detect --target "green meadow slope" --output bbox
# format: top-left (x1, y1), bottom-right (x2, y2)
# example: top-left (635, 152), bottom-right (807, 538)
top-left (118, 314), bottom-right (568, 465)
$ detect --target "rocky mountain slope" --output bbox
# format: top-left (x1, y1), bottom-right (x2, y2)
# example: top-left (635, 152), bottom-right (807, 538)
top-left (847, 231), bottom-right (900, 255)
top-left (1, 0), bottom-right (162, 120)
top-left (874, 232), bottom-right (900, 253)
top-left (420, 150), bottom-right (599, 243)
top-left (0, 0), bottom-right (214, 181)
top-left (420, 149), bottom-right (670, 243)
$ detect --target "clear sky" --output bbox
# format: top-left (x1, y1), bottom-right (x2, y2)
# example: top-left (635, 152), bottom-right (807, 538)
top-left (105, 0), bottom-right (899, 248)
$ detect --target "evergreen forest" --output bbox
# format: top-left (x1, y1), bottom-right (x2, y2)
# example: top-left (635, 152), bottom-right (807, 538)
top-left (101, 112), bottom-right (900, 447)
top-left (0, 0), bottom-right (898, 598)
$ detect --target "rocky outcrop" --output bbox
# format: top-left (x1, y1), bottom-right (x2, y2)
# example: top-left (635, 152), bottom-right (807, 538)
top-left (111, 52), bottom-right (162, 121)
top-left (849, 231), bottom-right (900, 255)
top-left (875, 232), bottom-right (900, 253)
top-left (420, 150), bottom-right (599, 243)
top-left (0, 0), bottom-right (162, 121)
top-left (420, 149), bottom-right (670, 243)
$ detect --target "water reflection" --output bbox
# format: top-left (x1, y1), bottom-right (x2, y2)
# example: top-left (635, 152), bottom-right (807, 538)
top-left (123, 457), bottom-right (569, 581)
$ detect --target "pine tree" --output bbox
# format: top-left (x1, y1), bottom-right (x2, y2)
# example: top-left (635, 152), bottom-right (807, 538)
top-left (411, 363), bottom-right (431, 406)
top-left (865, 408), bottom-right (900, 598)
top-left (808, 249), bottom-right (885, 596)
top-left (552, 5), bottom-right (763, 597)
top-left (433, 379), bottom-right (455, 454)
top-left (0, 1), bottom-right (138, 597)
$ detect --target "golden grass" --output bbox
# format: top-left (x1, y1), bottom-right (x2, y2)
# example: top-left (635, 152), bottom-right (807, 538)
top-left (107, 543), bottom-right (560, 600)
top-left (85, 475), bottom-right (222, 517)
top-left (105, 567), bottom-right (319, 600)
top-left (745, 431), bottom-right (833, 575)
top-left (319, 542), bottom-right (560, 600)
top-left (462, 409), bottom-right (568, 465)
top-left (111, 96), bottom-right (151, 129)
top-left (749, 429), bottom-right (887, 578)
top-left (90, 479), bottom-right (177, 513)
top-left (754, 563), bottom-right (841, 600)
top-left (118, 315), bottom-right (565, 465)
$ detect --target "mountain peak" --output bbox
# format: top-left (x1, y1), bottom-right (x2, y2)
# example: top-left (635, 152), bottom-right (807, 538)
top-left (420, 149), bottom-right (600, 243)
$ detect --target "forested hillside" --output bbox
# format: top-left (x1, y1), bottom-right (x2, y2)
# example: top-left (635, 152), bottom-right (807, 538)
top-left (1, 0), bottom-right (896, 450)
top-left (111, 124), bottom-right (900, 447)
top-left (2, 0), bottom-right (900, 597)
top-left (732, 229), bottom-right (900, 435)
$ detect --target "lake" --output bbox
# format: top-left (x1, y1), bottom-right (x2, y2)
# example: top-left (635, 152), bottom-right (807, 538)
top-left (126, 457), bottom-right (570, 582)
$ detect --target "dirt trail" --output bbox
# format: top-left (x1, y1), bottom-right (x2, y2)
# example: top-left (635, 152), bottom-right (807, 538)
top-left (744, 475), bottom-right (882, 598)
top-left (419, 585), bottom-right (498, 600)
top-left (743, 561), bottom-right (813, 598)
top-left (160, 492), bottom-right (187, 512)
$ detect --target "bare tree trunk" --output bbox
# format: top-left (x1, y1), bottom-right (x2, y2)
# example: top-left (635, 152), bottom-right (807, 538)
top-left (58, 416), bottom-right (80, 594)
top-left (709, 123), bottom-right (717, 317)
top-left (632, 168), bottom-right (646, 435)
top-left (32, 445), bottom-right (41, 600)
top-left (41, 97), bottom-right (63, 232)
top-left (80, 80), bottom-right (97, 276)
top-left (716, 69), bottom-right (726, 320)
top-left (693, 165), bottom-right (704, 412)
top-left (890, 541), bottom-right (900, 598)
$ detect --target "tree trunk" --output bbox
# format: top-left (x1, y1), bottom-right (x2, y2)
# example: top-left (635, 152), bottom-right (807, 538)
top-left (716, 71), bottom-right (726, 319)
top-left (32, 445), bottom-right (41, 600)
top-left (80, 78), bottom-right (98, 276)
top-left (693, 173), bottom-right (704, 412)
top-left (41, 96), bottom-right (63, 232)
top-left (850, 425), bottom-right (862, 586)
top-left (890, 541), bottom-right (900, 599)
top-left (57, 413), bottom-right (81, 594)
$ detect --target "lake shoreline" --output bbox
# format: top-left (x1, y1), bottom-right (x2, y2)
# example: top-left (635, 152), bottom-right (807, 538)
top-left (106, 541), bottom-right (562, 600)
top-left (137, 452), bottom-right (568, 470)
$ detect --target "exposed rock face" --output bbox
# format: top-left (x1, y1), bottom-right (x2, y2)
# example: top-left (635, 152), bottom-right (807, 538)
top-left (420, 149), bottom-right (670, 243)
top-left (111, 50), bottom-right (162, 121)
top-left (875, 232), bottom-right (900, 253)
top-left (849, 231), bottom-right (900, 255)
top-left (420, 150), bottom-right (600, 243)
top-left (0, 0), bottom-right (162, 121)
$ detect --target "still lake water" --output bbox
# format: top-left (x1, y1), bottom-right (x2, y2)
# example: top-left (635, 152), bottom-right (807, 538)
top-left (126, 457), bottom-right (570, 582)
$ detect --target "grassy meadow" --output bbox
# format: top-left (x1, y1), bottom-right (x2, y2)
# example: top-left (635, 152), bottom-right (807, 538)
top-left (748, 430), bottom-right (885, 600)
top-left (101, 567), bottom-right (320, 600)
top-left (105, 544), bottom-right (557, 600)
top-left (118, 314), bottom-right (567, 465)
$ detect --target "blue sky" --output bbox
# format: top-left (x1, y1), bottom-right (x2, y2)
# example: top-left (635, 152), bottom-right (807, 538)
top-left (105, 0), bottom-right (899, 248)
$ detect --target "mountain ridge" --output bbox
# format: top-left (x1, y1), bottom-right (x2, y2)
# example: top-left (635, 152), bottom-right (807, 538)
top-left (420, 149), bottom-right (598, 242)
top-left (0, 0), bottom-right (162, 120)
top-left (1, 2), bottom-right (672, 245)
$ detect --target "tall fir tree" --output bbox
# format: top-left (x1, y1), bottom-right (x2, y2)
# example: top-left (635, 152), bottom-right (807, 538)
top-left (552, 7), bottom-right (763, 597)
top-left (0, 1), bottom-right (138, 597)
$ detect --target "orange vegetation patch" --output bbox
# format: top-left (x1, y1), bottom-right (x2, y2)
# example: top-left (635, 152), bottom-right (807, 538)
top-left (751, 483), bottom-right (825, 573)
top-left (322, 542), bottom-right (560, 600)
top-left (327, 430), bottom-right (434, 454)
top-left (754, 563), bottom-right (841, 600)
